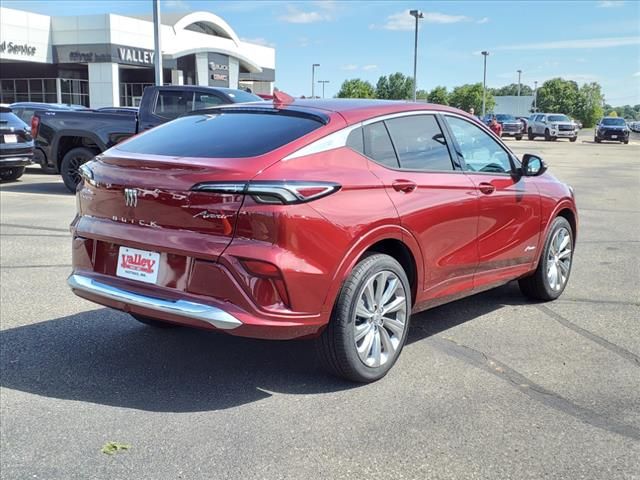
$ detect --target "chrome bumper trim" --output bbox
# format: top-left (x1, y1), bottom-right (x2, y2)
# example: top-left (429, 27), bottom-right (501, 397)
top-left (68, 274), bottom-right (242, 330)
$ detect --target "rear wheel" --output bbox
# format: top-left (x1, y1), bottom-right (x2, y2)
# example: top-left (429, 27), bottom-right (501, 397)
top-left (35, 149), bottom-right (58, 174)
top-left (0, 167), bottom-right (25, 182)
top-left (131, 314), bottom-right (179, 328)
top-left (316, 253), bottom-right (411, 383)
top-left (61, 147), bottom-right (97, 192)
top-left (519, 216), bottom-right (573, 301)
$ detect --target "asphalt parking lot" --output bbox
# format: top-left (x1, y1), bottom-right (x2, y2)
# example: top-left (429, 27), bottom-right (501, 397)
top-left (1, 128), bottom-right (639, 479)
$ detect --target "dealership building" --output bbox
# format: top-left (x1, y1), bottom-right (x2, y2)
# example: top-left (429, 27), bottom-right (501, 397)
top-left (0, 7), bottom-right (275, 108)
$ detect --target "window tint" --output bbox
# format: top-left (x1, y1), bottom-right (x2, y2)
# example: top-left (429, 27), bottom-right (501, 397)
top-left (363, 122), bottom-right (399, 168)
top-left (445, 116), bottom-right (512, 174)
top-left (385, 115), bottom-right (453, 171)
top-left (346, 127), bottom-right (364, 153)
top-left (117, 112), bottom-right (323, 158)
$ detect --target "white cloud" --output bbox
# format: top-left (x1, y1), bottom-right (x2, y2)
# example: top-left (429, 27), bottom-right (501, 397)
top-left (373, 10), bottom-right (473, 31)
top-left (633, 72), bottom-right (640, 77)
top-left (340, 64), bottom-right (378, 72)
top-left (597, 0), bottom-right (625, 7)
top-left (279, 5), bottom-right (332, 23)
top-left (494, 36), bottom-right (640, 51)
top-left (241, 37), bottom-right (275, 48)
top-left (341, 64), bottom-right (359, 71)
top-left (362, 64), bottom-right (378, 71)
top-left (477, 17), bottom-right (490, 24)
top-left (163, 0), bottom-right (189, 9)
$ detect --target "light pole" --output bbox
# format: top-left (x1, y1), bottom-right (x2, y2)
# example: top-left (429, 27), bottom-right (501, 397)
top-left (152, 0), bottom-right (162, 86)
top-left (311, 63), bottom-right (320, 98)
top-left (409, 10), bottom-right (424, 102)
top-left (534, 80), bottom-right (538, 112)
top-left (481, 51), bottom-right (489, 117)
top-left (516, 69), bottom-right (522, 115)
top-left (317, 80), bottom-right (330, 99)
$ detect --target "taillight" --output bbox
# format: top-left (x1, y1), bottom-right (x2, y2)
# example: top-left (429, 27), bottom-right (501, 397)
top-left (30, 115), bottom-right (40, 138)
top-left (192, 181), bottom-right (340, 205)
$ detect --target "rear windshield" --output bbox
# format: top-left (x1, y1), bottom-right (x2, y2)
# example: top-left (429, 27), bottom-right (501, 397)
top-left (117, 112), bottom-right (324, 158)
top-left (224, 90), bottom-right (262, 103)
top-left (0, 112), bottom-right (28, 129)
top-left (601, 118), bottom-right (626, 126)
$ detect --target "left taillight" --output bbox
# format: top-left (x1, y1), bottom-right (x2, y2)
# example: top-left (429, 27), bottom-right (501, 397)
top-left (30, 115), bottom-right (39, 139)
top-left (192, 181), bottom-right (341, 205)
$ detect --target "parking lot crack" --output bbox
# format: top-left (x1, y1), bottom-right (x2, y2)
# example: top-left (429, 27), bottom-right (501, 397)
top-left (428, 336), bottom-right (640, 441)
top-left (535, 304), bottom-right (640, 367)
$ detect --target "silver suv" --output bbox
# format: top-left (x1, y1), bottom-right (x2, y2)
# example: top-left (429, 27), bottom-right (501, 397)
top-left (527, 113), bottom-right (578, 142)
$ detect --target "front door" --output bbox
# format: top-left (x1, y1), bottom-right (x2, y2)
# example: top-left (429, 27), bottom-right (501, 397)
top-left (442, 115), bottom-right (541, 288)
top-left (362, 114), bottom-right (479, 306)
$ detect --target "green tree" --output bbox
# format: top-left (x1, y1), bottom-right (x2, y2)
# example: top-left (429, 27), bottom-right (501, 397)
top-left (536, 78), bottom-right (579, 114)
top-left (449, 83), bottom-right (494, 113)
top-left (426, 86), bottom-right (449, 105)
top-left (416, 89), bottom-right (429, 101)
top-left (493, 83), bottom-right (534, 96)
top-left (376, 72), bottom-right (414, 100)
top-left (573, 82), bottom-right (604, 128)
top-left (335, 78), bottom-right (376, 99)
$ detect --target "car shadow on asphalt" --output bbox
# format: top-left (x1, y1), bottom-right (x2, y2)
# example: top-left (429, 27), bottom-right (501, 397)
top-left (0, 283), bottom-right (526, 412)
top-left (0, 179), bottom-right (70, 196)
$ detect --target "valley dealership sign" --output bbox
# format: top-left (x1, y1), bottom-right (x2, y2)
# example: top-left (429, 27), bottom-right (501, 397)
top-left (53, 44), bottom-right (157, 66)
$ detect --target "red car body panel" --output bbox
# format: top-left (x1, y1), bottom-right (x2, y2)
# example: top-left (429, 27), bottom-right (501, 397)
top-left (69, 100), bottom-right (578, 340)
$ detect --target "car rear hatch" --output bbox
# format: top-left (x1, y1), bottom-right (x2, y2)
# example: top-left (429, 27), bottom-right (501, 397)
top-left (0, 108), bottom-right (33, 155)
top-left (74, 107), bottom-right (329, 262)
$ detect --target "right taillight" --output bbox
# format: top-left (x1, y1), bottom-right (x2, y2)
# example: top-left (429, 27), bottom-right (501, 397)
top-left (192, 181), bottom-right (340, 205)
top-left (30, 115), bottom-right (40, 138)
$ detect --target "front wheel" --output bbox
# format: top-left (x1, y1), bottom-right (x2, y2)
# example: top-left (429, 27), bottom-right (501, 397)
top-left (527, 128), bottom-right (534, 140)
top-left (515, 135), bottom-right (523, 141)
top-left (623, 139), bottom-right (629, 144)
top-left (316, 253), bottom-right (411, 383)
top-left (0, 167), bottom-right (25, 182)
top-left (61, 147), bottom-right (97, 192)
top-left (519, 216), bottom-right (574, 301)
top-left (570, 136), bottom-right (577, 143)
top-left (544, 129), bottom-right (551, 141)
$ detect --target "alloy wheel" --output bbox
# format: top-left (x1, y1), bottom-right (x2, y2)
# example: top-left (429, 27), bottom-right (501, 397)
top-left (546, 227), bottom-right (572, 291)
top-left (353, 270), bottom-right (407, 368)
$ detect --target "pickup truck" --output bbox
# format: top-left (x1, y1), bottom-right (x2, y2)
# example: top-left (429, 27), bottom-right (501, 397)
top-left (32, 85), bottom-right (261, 191)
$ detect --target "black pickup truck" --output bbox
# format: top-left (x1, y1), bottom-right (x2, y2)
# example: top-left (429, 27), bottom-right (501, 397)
top-left (32, 85), bottom-right (261, 191)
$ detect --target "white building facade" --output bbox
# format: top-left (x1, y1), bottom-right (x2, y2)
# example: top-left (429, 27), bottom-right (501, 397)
top-left (0, 7), bottom-right (275, 108)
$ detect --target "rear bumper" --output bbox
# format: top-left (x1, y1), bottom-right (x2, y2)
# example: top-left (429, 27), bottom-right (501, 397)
top-left (0, 154), bottom-right (33, 168)
top-left (597, 130), bottom-right (629, 141)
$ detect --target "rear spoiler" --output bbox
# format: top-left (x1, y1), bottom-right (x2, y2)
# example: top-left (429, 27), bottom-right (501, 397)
top-left (185, 105), bottom-right (330, 125)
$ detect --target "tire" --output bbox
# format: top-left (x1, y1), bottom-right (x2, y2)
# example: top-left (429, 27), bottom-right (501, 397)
top-left (595, 137), bottom-right (601, 143)
top-left (33, 148), bottom-right (57, 174)
top-left (623, 139), bottom-right (629, 144)
top-left (0, 167), bottom-right (25, 182)
top-left (527, 128), bottom-right (534, 140)
top-left (519, 216), bottom-right (574, 301)
top-left (131, 314), bottom-right (179, 328)
top-left (570, 136), bottom-right (577, 143)
top-left (316, 253), bottom-right (412, 383)
top-left (515, 135), bottom-right (523, 141)
top-left (544, 129), bottom-right (551, 141)
top-left (61, 147), bottom-right (97, 192)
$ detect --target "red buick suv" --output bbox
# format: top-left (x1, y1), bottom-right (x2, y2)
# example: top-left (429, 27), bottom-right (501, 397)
top-left (69, 98), bottom-right (577, 382)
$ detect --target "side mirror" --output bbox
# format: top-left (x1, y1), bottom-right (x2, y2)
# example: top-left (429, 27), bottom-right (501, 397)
top-left (521, 153), bottom-right (547, 177)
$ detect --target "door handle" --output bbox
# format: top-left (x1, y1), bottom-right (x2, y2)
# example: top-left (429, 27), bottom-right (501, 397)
top-left (478, 182), bottom-right (496, 195)
top-left (392, 180), bottom-right (417, 193)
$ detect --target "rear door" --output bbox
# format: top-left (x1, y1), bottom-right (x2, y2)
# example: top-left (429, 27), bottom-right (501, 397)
top-left (442, 114), bottom-right (541, 286)
top-left (361, 114), bottom-right (479, 304)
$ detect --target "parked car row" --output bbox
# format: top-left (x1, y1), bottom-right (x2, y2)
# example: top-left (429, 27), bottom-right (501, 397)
top-left (481, 113), bottom-right (580, 142)
top-left (0, 106), bottom-right (34, 181)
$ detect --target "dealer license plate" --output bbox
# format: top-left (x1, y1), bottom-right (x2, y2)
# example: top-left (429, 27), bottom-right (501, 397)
top-left (611, 135), bottom-right (617, 139)
top-left (3, 134), bottom-right (17, 143)
top-left (116, 246), bottom-right (160, 284)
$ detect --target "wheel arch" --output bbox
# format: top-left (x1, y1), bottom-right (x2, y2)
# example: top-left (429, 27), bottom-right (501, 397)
top-left (53, 131), bottom-right (106, 169)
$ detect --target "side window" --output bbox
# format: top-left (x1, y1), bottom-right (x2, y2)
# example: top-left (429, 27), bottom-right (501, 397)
top-left (346, 127), bottom-right (364, 153)
top-left (193, 93), bottom-right (223, 110)
top-left (385, 115), bottom-right (454, 171)
top-left (445, 116), bottom-right (512, 174)
top-left (363, 122), bottom-right (399, 168)
top-left (154, 90), bottom-right (194, 119)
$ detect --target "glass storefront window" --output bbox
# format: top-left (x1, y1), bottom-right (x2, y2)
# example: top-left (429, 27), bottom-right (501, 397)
top-left (120, 82), bottom-right (153, 107)
top-left (61, 78), bottom-right (90, 107)
top-left (0, 78), bottom-right (59, 105)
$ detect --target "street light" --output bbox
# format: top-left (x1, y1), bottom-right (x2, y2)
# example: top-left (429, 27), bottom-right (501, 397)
top-left (311, 63), bottom-right (320, 98)
top-left (481, 51), bottom-right (489, 117)
top-left (409, 10), bottom-right (423, 102)
top-left (317, 80), bottom-right (330, 99)
top-left (517, 69), bottom-right (522, 116)
top-left (534, 80), bottom-right (538, 112)
top-left (152, 0), bottom-right (162, 86)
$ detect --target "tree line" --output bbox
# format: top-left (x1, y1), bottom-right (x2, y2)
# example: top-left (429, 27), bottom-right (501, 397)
top-left (336, 74), bottom-right (631, 127)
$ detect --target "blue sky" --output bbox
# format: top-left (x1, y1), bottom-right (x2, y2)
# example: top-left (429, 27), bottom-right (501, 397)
top-left (5, 0), bottom-right (640, 104)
